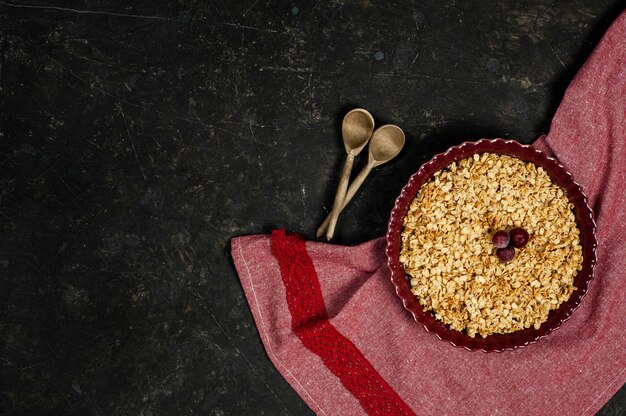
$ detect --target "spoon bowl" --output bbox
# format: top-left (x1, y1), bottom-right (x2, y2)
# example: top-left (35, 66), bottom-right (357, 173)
top-left (369, 125), bottom-right (405, 165)
top-left (342, 109), bottom-right (375, 154)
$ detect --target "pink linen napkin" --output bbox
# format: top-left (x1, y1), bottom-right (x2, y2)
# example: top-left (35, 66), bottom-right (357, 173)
top-left (231, 11), bottom-right (625, 416)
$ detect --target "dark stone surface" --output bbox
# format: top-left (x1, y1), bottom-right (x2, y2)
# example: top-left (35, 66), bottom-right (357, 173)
top-left (0, 1), bottom-right (624, 414)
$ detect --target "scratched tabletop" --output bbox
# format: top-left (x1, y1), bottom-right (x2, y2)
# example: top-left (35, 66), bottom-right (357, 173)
top-left (0, 1), bottom-right (624, 414)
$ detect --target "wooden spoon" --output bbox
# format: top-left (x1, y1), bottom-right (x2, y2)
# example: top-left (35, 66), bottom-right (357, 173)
top-left (324, 109), bottom-right (375, 240)
top-left (319, 124), bottom-right (405, 239)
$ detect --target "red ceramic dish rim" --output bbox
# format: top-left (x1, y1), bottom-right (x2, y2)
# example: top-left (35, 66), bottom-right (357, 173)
top-left (385, 138), bottom-right (597, 352)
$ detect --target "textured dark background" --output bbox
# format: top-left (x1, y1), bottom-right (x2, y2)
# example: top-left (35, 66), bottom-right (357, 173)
top-left (1, 1), bottom-right (625, 415)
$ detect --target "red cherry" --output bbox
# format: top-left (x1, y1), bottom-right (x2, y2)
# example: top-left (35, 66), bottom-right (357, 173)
top-left (510, 228), bottom-right (529, 248)
top-left (492, 230), bottom-right (510, 249)
top-left (496, 246), bottom-right (516, 263)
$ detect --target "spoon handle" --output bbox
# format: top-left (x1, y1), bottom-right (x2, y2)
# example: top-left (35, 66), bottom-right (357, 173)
top-left (317, 163), bottom-right (374, 238)
top-left (325, 154), bottom-right (355, 240)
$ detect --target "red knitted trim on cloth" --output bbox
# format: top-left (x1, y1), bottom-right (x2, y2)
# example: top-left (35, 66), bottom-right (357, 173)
top-left (271, 229), bottom-right (416, 416)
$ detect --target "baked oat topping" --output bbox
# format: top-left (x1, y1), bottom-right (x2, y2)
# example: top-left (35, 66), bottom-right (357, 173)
top-left (399, 152), bottom-right (583, 338)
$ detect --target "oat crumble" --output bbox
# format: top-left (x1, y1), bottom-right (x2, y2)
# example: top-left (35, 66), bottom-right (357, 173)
top-left (399, 153), bottom-right (583, 338)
